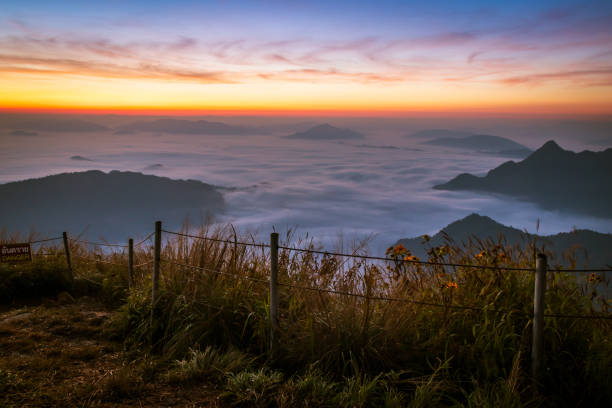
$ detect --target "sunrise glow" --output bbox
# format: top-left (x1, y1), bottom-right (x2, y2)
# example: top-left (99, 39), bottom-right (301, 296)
top-left (1, 0), bottom-right (611, 116)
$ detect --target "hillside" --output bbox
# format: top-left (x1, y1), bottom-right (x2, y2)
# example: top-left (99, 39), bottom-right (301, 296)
top-left (117, 118), bottom-right (250, 135)
top-left (8, 118), bottom-right (109, 132)
top-left (434, 141), bottom-right (612, 217)
top-left (422, 134), bottom-right (532, 158)
top-left (284, 124), bottom-right (364, 140)
top-left (405, 129), bottom-right (474, 139)
top-left (396, 213), bottom-right (612, 268)
top-left (0, 171), bottom-right (224, 241)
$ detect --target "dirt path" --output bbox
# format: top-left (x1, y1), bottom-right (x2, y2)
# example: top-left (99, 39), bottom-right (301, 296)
top-left (0, 297), bottom-right (221, 407)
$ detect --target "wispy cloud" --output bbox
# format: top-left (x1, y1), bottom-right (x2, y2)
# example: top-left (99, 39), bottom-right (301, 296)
top-left (499, 68), bottom-right (612, 86)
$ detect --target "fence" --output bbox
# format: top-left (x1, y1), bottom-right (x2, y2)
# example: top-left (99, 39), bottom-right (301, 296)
top-left (15, 221), bottom-right (612, 387)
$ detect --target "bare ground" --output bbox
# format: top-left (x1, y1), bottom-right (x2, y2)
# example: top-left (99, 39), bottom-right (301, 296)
top-left (0, 297), bottom-right (222, 407)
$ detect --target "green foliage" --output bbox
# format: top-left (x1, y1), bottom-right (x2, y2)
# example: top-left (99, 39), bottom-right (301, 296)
top-left (0, 258), bottom-right (71, 304)
top-left (168, 346), bottom-right (253, 383)
top-left (223, 368), bottom-right (284, 407)
top-left (4, 224), bottom-right (611, 407)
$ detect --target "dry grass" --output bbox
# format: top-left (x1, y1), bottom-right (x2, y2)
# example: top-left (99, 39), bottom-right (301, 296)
top-left (2, 224), bottom-right (611, 407)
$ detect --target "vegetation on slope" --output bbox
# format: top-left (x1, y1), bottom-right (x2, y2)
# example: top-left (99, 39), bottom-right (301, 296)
top-left (1, 226), bottom-right (611, 407)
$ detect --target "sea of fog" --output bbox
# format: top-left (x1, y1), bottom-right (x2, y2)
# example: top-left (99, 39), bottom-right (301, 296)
top-left (2, 126), bottom-right (612, 255)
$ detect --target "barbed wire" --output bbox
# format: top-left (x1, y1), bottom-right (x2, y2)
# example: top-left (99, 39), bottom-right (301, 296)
top-left (279, 245), bottom-right (537, 271)
top-left (162, 230), bottom-right (270, 248)
top-left (550, 267), bottom-right (612, 273)
top-left (29, 237), bottom-right (63, 244)
top-left (133, 232), bottom-right (155, 247)
top-left (277, 281), bottom-right (527, 314)
top-left (69, 238), bottom-right (129, 248)
top-left (161, 259), bottom-right (270, 284)
top-left (160, 228), bottom-right (612, 273)
top-left (72, 254), bottom-right (125, 267)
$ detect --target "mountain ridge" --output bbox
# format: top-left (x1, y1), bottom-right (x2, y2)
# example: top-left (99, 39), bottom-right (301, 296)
top-left (284, 124), bottom-right (365, 140)
top-left (396, 213), bottom-right (612, 268)
top-left (434, 141), bottom-right (612, 217)
top-left (0, 170), bottom-right (224, 241)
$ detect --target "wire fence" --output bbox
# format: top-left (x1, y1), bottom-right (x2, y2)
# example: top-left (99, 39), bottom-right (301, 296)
top-left (163, 256), bottom-right (612, 321)
top-left (5, 226), bottom-right (611, 323)
top-left (163, 229), bottom-right (612, 273)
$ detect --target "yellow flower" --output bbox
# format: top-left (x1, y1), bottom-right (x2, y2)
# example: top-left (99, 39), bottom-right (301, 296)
top-left (403, 255), bottom-right (419, 262)
top-left (446, 282), bottom-right (458, 289)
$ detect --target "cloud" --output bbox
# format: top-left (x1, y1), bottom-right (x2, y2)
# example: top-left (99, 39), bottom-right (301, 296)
top-left (0, 53), bottom-right (231, 83)
top-left (257, 68), bottom-right (404, 83)
top-left (499, 68), bottom-right (612, 86)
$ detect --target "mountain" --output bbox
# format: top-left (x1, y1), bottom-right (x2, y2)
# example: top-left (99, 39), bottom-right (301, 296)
top-left (9, 130), bottom-right (39, 137)
top-left (117, 118), bottom-right (250, 135)
top-left (422, 134), bottom-right (532, 158)
top-left (70, 155), bottom-right (94, 161)
top-left (0, 171), bottom-right (224, 241)
top-left (405, 129), bottom-right (474, 139)
top-left (284, 124), bottom-right (365, 140)
top-left (434, 141), bottom-right (612, 218)
top-left (396, 213), bottom-right (612, 268)
top-left (11, 118), bottom-right (109, 132)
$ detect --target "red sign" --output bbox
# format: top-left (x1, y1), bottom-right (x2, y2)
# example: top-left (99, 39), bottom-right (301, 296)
top-left (0, 243), bottom-right (32, 263)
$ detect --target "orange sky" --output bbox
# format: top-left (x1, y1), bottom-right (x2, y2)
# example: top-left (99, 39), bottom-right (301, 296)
top-left (2, 1), bottom-right (612, 116)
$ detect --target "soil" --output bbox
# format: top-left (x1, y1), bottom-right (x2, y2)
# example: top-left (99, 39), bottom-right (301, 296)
top-left (0, 297), bottom-right (223, 407)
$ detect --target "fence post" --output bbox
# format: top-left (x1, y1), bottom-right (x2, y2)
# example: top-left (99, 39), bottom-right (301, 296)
top-left (532, 253), bottom-right (547, 387)
top-left (151, 221), bottom-right (162, 342)
top-left (62, 232), bottom-right (74, 282)
top-left (270, 232), bottom-right (279, 357)
top-left (128, 238), bottom-right (134, 289)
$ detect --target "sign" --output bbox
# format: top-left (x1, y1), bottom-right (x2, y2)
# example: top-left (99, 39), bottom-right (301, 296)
top-left (0, 243), bottom-right (32, 263)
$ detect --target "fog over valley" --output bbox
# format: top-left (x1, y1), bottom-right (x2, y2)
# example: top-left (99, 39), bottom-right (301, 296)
top-left (1, 114), bottom-right (611, 258)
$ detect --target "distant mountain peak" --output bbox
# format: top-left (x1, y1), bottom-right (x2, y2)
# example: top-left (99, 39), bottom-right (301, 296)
top-left (434, 140), bottom-right (612, 217)
top-left (284, 124), bottom-right (364, 140)
top-left (538, 140), bottom-right (563, 153)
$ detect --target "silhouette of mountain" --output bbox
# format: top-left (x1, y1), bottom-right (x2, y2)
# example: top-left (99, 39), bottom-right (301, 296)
top-left (9, 130), bottom-right (39, 137)
top-left (0, 171), bottom-right (224, 241)
top-left (422, 134), bottom-right (532, 158)
top-left (434, 141), bottom-right (612, 217)
top-left (144, 164), bottom-right (164, 170)
top-left (12, 119), bottom-right (109, 132)
top-left (284, 124), bottom-right (364, 140)
top-left (118, 118), bottom-right (250, 135)
top-left (396, 213), bottom-right (612, 268)
top-left (70, 155), bottom-right (93, 161)
top-left (405, 129), bottom-right (474, 139)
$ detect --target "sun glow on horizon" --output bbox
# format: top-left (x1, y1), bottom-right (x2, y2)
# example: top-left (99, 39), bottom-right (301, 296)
top-left (1, 0), bottom-right (611, 116)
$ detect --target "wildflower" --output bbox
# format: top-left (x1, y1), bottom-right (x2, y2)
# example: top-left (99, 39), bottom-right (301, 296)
top-left (475, 250), bottom-right (486, 259)
top-left (446, 281), bottom-right (458, 289)
top-left (587, 273), bottom-right (603, 283)
top-left (404, 255), bottom-right (419, 262)
top-left (393, 244), bottom-right (406, 254)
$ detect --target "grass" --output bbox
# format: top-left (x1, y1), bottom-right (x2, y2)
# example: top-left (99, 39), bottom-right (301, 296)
top-left (1, 224), bottom-right (611, 407)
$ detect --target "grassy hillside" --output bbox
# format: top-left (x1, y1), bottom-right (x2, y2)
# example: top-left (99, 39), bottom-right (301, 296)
top-left (1, 226), bottom-right (611, 407)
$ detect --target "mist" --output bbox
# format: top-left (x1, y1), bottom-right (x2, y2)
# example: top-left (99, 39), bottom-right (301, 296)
top-left (1, 113), bottom-right (611, 254)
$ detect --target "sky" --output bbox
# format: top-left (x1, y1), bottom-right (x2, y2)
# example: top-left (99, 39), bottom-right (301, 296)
top-left (1, 0), bottom-right (612, 116)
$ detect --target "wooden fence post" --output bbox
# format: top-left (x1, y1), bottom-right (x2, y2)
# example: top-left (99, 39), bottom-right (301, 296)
top-left (151, 221), bottom-right (162, 341)
top-left (62, 232), bottom-right (73, 282)
top-left (532, 253), bottom-right (547, 387)
top-left (270, 232), bottom-right (279, 357)
top-left (128, 238), bottom-right (134, 289)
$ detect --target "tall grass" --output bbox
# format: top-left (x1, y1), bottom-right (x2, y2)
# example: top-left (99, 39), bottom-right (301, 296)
top-left (3, 225), bottom-right (611, 406)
